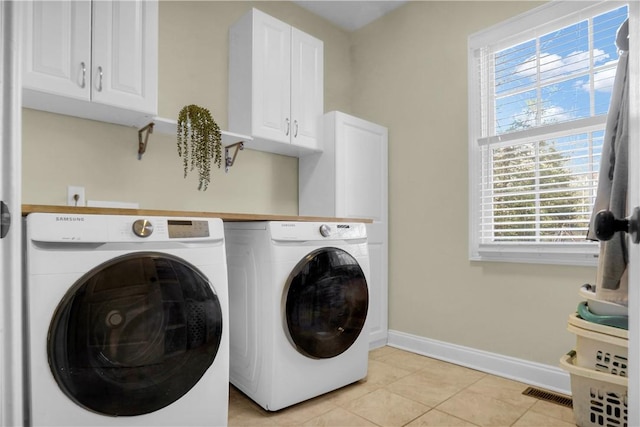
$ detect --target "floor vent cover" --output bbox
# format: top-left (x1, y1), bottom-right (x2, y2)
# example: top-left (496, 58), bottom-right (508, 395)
top-left (522, 387), bottom-right (573, 408)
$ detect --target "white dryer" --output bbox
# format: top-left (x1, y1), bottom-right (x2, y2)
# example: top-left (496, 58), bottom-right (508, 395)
top-left (224, 221), bottom-right (370, 411)
top-left (23, 213), bottom-right (229, 426)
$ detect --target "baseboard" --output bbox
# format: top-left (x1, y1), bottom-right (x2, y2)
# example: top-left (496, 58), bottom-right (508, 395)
top-left (369, 336), bottom-right (388, 350)
top-left (387, 329), bottom-right (571, 396)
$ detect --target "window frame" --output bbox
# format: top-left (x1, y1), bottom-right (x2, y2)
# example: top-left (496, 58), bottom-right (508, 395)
top-left (468, 0), bottom-right (628, 266)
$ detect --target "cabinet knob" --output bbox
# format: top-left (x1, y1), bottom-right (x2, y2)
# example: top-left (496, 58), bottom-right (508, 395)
top-left (294, 120), bottom-right (298, 138)
top-left (285, 118), bottom-right (290, 136)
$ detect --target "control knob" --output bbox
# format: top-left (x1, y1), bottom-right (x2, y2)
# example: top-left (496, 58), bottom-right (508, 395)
top-left (132, 219), bottom-right (154, 238)
top-left (319, 224), bottom-right (331, 237)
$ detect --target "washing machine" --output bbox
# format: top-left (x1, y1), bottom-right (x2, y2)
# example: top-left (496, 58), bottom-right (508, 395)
top-left (23, 213), bottom-right (229, 426)
top-left (224, 221), bottom-right (370, 411)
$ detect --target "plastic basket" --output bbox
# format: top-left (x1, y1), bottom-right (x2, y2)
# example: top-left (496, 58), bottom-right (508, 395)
top-left (560, 351), bottom-right (628, 427)
top-left (568, 313), bottom-right (628, 377)
top-left (579, 284), bottom-right (628, 317)
top-left (577, 301), bottom-right (628, 330)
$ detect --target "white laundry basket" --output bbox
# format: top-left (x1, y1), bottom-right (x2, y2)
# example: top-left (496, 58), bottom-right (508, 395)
top-left (560, 351), bottom-right (627, 427)
top-left (567, 313), bottom-right (628, 377)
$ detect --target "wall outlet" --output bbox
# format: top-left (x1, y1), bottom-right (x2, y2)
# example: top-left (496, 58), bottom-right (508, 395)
top-left (67, 186), bottom-right (85, 207)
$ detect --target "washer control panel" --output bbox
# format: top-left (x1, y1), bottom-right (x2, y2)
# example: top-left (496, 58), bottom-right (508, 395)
top-left (26, 214), bottom-right (222, 243)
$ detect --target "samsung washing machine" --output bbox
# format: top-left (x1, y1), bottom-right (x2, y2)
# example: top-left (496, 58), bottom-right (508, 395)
top-left (23, 213), bottom-right (229, 426)
top-left (224, 221), bottom-right (370, 411)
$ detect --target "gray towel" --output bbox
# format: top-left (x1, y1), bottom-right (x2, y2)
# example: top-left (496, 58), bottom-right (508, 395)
top-left (586, 20), bottom-right (629, 302)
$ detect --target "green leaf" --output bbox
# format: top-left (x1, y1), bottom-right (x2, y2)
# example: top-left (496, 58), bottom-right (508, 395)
top-left (176, 105), bottom-right (222, 191)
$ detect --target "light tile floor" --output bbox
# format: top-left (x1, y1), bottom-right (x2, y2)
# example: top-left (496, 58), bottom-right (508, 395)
top-left (228, 346), bottom-right (576, 427)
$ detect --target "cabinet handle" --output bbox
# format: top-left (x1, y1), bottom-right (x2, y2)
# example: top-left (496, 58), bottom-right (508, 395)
top-left (294, 120), bottom-right (299, 138)
top-left (285, 118), bottom-right (290, 136)
top-left (97, 66), bottom-right (103, 92)
top-left (80, 62), bottom-right (86, 88)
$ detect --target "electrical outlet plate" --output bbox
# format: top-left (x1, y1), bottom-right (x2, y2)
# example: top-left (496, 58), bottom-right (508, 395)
top-left (67, 186), bottom-right (85, 207)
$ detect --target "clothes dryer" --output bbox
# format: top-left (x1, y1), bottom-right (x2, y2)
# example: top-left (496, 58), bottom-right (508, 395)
top-left (23, 213), bottom-right (229, 426)
top-left (224, 221), bottom-right (370, 411)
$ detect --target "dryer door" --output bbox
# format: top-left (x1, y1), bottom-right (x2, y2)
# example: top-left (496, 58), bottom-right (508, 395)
top-left (284, 247), bottom-right (368, 359)
top-left (48, 252), bottom-right (223, 417)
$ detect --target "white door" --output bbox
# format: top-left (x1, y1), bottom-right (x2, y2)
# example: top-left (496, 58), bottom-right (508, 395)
top-left (91, 0), bottom-right (157, 113)
top-left (290, 28), bottom-right (323, 150)
top-left (21, 0), bottom-right (91, 100)
top-left (252, 10), bottom-right (290, 144)
top-left (627, 2), bottom-right (639, 425)
top-left (0, 2), bottom-right (24, 425)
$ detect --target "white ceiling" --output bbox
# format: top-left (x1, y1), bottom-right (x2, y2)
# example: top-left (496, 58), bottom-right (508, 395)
top-left (292, 1), bottom-right (408, 31)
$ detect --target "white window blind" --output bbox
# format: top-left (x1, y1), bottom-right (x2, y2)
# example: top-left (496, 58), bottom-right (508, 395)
top-left (468, 1), bottom-right (629, 265)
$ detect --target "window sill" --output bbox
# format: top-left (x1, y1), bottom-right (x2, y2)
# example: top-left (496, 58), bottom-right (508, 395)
top-left (471, 244), bottom-right (599, 267)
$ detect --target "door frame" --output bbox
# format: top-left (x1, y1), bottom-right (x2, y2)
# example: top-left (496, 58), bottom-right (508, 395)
top-left (580, 1), bottom-right (640, 421)
top-left (0, 1), bottom-right (23, 425)
top-left (627, 1), bottom-right (639, 424)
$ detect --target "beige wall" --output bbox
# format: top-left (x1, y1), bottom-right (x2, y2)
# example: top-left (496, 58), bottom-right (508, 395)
top-left (350, 1), bottom-right (595, 366)
top-left (22, 1), bottom-right (597, 367)
top-left (22, 1), bottom-right (352, 214)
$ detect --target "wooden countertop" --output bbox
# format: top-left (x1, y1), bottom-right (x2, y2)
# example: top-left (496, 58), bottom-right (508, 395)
top-left (22, 204), bottom-right (373, 223)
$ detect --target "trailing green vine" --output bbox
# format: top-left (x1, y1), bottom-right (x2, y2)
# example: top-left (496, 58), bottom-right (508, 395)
top-left (177, 105), bottom-right (222, 191)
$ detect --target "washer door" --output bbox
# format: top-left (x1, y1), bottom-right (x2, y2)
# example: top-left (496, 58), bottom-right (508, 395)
top-left (285, 247), bottom-right (368, 359)
top-left (48, 252), bottom-right (223, 417)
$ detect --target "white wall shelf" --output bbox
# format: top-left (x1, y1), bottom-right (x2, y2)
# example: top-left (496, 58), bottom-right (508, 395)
top-left (145, 116), bottom-right (252, 146)
top-left (137, 117), bottom-right (252, 172)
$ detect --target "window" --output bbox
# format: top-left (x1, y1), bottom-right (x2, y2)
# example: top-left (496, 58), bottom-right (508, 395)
top-left (468, 1), bottom-right (629, 265)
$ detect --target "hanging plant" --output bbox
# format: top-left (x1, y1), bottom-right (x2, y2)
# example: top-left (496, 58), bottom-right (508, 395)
top-left (177, 104), bottom-right (222, 191)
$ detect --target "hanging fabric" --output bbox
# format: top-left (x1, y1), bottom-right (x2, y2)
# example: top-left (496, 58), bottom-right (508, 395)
top-left (587, 19), bottom-right (630, 306)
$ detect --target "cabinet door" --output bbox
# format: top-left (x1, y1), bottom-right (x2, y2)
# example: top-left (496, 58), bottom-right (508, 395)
top-left (290, 28), bottom-right (323, 150)
top-left (252, 11), bottom-right (291, 144)
top-left (91, 0), bottom-right (157, 114)
top-left (299, 112), bottom-right (389, 347)
top-left (366, 226), bottom-right (389, 348)
top-left (334, 114), bottom-right (388, 224)
top-left (22, 0), bottom-right (91, 100)
top-left (333, 113), bottom-right (388, 348)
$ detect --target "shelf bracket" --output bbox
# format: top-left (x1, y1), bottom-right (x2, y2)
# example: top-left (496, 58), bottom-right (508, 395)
top-left (225, 141), bottom-right (244, 173)
top-left (137, 122), bottom-right (154, 160)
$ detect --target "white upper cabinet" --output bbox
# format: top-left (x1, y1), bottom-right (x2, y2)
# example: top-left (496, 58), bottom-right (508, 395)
top-left (21, 1), bottom-right (92, 101)
top-left (229, 8), bottom-right (323, 157)
top-left (290, 28), bottom-right (323, 151)
top-left (91, 1), bottom-right (156, 113)
top-left (21, 0), bottom-right (158, 127)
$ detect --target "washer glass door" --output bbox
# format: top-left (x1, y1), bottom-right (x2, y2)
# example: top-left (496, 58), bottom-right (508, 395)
top-left (48, 252), bottom-right (223, 417)
top-left (285, 247), bottom-right (368, 359)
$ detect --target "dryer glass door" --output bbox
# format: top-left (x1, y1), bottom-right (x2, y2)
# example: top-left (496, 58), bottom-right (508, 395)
top-left (285, 247), bottom-right (368, 359)
top-left (48, 252), bottom-right (223, 416)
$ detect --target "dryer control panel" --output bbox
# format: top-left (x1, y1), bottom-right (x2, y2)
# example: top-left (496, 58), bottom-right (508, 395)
top-left (269, 221), bottom-right (367, 241)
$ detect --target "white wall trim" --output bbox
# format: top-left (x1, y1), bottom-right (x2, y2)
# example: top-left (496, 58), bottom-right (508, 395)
top-left (387, 330), bottom-right (571, 396)
top-left (369, 337), bottom-right (388, 351)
